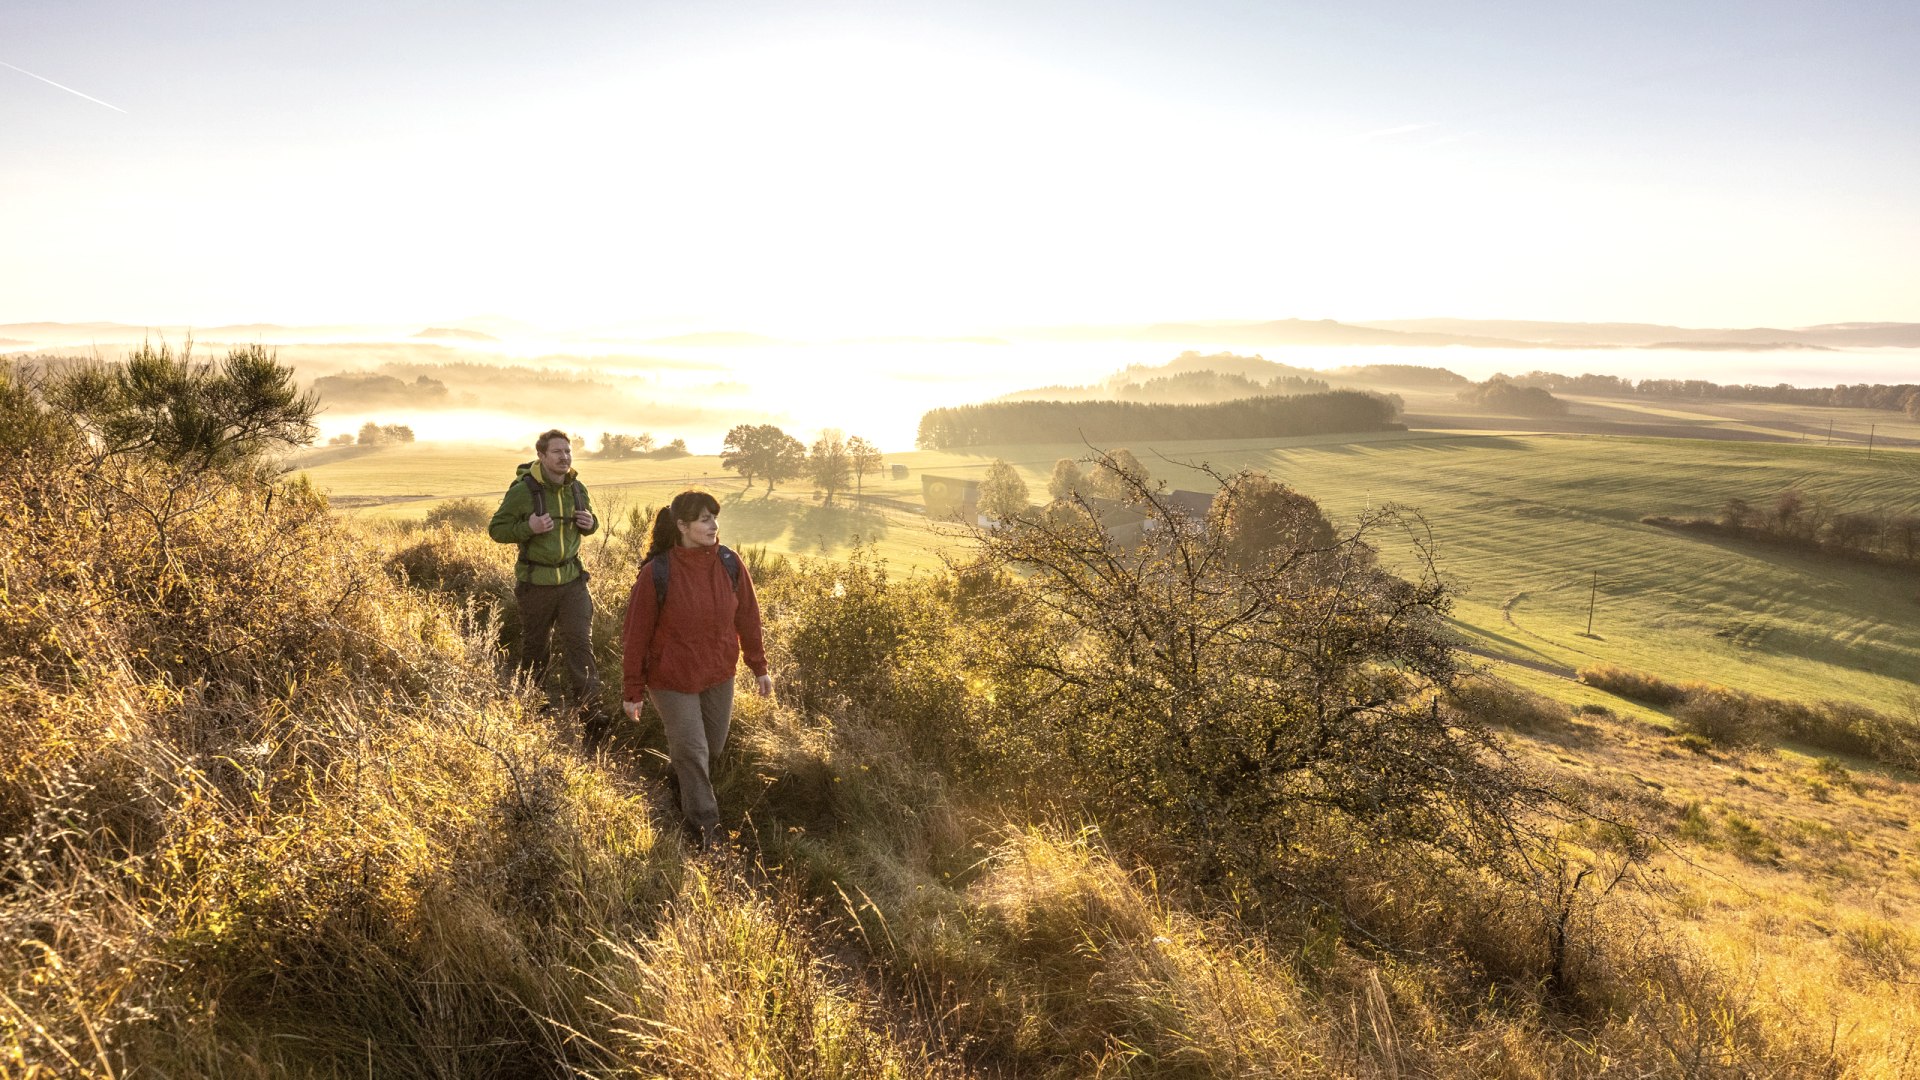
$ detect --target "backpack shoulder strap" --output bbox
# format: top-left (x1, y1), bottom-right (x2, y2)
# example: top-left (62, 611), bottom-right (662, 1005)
top-left (717, 545), bottom-right (742, 589)
top-left (519, 470), bottom-right (547, 517)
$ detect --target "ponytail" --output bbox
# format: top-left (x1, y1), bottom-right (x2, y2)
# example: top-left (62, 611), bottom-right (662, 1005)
top-left (643, 506), bottom-right (678, 563)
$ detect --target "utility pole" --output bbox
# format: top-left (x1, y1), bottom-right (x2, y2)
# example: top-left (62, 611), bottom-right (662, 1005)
top-left (1867, 424), bottom-right (1876, 458)
top-left (1826, 418), bottom-right (1835, 445)
top-left (1586, 570), bottom-right (1598, 637)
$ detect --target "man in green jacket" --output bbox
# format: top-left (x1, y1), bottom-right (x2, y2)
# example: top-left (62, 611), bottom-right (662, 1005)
top-left (490, 429), bottom-right (604, 746)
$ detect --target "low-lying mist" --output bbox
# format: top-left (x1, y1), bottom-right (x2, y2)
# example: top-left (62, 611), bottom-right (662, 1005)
top-left (22, 333), bottom-right (1920, 454)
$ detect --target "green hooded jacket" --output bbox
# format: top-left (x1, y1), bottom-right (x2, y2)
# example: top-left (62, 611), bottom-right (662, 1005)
top-left (488, 460), bottom-right (598, 585)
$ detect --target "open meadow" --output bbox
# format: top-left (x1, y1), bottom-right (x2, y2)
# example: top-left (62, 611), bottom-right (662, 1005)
top-left (296, 427), bottom-right (1920, 716)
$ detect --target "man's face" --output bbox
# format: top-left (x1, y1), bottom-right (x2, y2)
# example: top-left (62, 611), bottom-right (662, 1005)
top-left (539, 438), bottom-right (573, 478)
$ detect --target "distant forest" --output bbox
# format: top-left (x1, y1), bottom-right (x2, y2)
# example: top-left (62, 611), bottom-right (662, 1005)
top-left (915, 391), bottom-right (1402, 449)
top-left (1508, 371), bottom-right (1920, 417)
top-left (997, 369), bottom-right (1332, 405)
top-left (1328, 363), bottom-right (1470, 389)
top-left (310, 363), bottom-right (626, 411)
top-left (1458, 376), bottom-right (1570, 417)
top-left (1117, 370), bottom-right (1330, 402)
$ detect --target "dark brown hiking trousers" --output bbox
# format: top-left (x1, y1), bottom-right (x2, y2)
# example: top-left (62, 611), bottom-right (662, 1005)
top-left (514, 576), bottom-right (600, 719)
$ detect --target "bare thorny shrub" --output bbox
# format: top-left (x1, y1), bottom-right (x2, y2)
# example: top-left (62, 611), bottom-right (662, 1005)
top-left (958, 452), bottom-right (1541, 899)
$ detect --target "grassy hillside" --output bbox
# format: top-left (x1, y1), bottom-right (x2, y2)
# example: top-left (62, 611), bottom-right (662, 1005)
top-left (9, 425), bottom-right (1918, 1077)
top-left (299, 433), bottom-right (1920, 714)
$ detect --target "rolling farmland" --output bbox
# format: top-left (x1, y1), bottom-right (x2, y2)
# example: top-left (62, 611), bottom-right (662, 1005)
top-left (296, 429), bottom-right (1920, 714)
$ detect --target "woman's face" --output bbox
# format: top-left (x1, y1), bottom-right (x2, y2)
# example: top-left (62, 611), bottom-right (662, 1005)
top-left (676, 508), bottom-right (719, 548)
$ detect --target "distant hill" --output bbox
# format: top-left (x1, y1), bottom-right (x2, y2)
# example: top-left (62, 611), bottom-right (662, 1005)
top-left (1641, 340), bottom-right (1831, 352)
top-left (1795, 323), bottom-right (1920, 347)
top-left (1133, 350), bottom-right (1326, 382)
top-left (1327, 363), bottom-right (1470, 388)
top-left (1351, 318), bottom-right (1920, 349)
top-left (0, 321), bottom-right (152, 342)
top-left (0, 321), bottom-right (365, 345)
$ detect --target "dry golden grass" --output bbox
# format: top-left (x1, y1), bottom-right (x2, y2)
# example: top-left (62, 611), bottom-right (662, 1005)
top-left (8, 432), bottom-right (1918, 1077)
top-left (1493, 673), bottom-right (1920, 1078)
top-left (584, 866), bottom-right (959, 1078)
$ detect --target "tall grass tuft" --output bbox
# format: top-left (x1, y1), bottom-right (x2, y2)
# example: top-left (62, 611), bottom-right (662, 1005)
top-left (587, 867), bottom-right (959, 1078)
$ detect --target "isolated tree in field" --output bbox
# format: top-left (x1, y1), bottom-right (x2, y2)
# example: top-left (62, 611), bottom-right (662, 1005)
top-left (765, 430), bottom-right (807, 493)
top-left (722, 423), bottom-right (802, 489)
top-left (960, 452), bottom-right (1529, 891)
top-left (42, 341), bottom-right (318, 470)
top-left (977, 459), bottom-right (1030, 523)
top-left (1210, 471), bottom-right (1336, 566)
top-left (358, 422), bottom-right (385, 446)
top-left (721, 424), bottom-right (764, 486)
top-left (809, 429), bottom-right (852, 503)
top-left (1083, 447), bottom-right (1152, 500)
top-left (847, 435), bottom-right (883, 500)
top-left (1047, 458), bottom-right (1082, 502)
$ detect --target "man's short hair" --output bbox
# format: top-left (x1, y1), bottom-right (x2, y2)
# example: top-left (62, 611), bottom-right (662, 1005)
top-left (535, 429), bottom-right (571, 455)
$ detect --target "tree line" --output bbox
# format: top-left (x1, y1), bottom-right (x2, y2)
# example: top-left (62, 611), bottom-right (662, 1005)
top-left (1114, 369), bottom-right (1331, 403)
top-left (328, 422), bottom-right (416, 446)
top-left (1644, 488), bottom-right (1920, 566)
top-left (1458, 375), bottom-right (1570, 417)
top-left (592, 432), bottom-right (689, 459)
top-left (1507, 371), bottom-right (1920, 418)
top-left (915, 390), bottom-right (1402, 450)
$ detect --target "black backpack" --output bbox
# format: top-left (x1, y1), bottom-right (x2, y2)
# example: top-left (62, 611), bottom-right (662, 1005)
top-left (649, 545), bottom-right (742, 613)
top-left (516, 469), bottom-right (590, 576)
top-left (520, 468), bottom-right (585, 519)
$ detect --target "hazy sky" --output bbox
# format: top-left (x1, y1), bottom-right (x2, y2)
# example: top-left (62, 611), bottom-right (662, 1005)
top-left (4, 0), bottom-right (1916, 333)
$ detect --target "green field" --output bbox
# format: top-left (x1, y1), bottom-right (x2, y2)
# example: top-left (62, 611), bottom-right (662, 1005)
top-left (294, 432), bottom-right (1920, 713)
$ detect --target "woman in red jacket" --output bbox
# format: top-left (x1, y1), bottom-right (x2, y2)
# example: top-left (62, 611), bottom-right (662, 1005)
top-left (620, 490), bottom-right (772, 847)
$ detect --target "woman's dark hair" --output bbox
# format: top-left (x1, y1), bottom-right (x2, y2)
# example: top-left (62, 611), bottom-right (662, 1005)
top-left (644, 489), bottom-right (722, 562)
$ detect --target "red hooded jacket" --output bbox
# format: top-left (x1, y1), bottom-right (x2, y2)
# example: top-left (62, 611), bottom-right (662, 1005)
top-left (621, 545), bottom-right (768, 698)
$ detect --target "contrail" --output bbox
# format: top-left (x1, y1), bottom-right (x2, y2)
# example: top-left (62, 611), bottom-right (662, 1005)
top-left (1, 60), bottom-right (128, 113)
